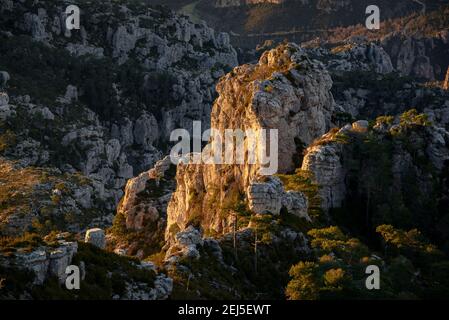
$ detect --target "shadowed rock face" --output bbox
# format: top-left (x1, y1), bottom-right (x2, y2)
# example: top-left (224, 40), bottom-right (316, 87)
top-left (302, 117), bottom-right (449, 215)
top-left (166, 43), bottom-right (333, 241)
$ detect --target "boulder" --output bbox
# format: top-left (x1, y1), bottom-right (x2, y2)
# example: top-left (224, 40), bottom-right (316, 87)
top-left (352, 120), bottom-right (369, 132)
top-left (247, 177), bottom-right (284, 215)
top-left (85, 228), bottom-right (106, 249)
top-left (282, 191), bottom-right (310, 221)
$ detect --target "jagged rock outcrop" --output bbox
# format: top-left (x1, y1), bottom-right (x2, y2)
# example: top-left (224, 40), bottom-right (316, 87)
top-left (0, 88), bottom-right (133, 212)
top-left (2, 240), bottom-right (78, 285)
top-left (122, 273), bottom-right (173, 300)
top-left (0, 158), bottom-right (111, 236)
top-left (166, 43), bottom-right (333, 241)
top-left (311, 38), bottom-right (449, 123)
top-left (164, 226), bottom-right (204, 263)
top-left (305, 29), bottom-right (449, 82)
top-left (301, 128), bottom-right (347, 211)
top-left (117, 156), bottom-right (175, 231)
top-left (247, 176), bottom-right (309, 220)
top-left (307, 42), bottom-right (394, 74)
top-left (1, 0), bottom-right (237, 135)
top-left (110, 156), bottom-right (176, 258)
top-left (381, 33), bottom-right (449, 81)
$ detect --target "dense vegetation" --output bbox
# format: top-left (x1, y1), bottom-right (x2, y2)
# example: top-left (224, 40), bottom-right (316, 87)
top-left (284, 110), bottom-right (449, 299)
top-left (286, 224), bottom-right (449, 299)
top-left (332, 111), bottom-right (449, 251)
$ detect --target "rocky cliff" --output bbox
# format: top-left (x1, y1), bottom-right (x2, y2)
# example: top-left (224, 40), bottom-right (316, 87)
top-left (302, 112), bottom-right (449, 229)
top-left (110, 156), bottom-right (176, 258)
top-left (381, 31), bottom-right (449, 81)
top-left (166, 43), bottom-right (333, 241)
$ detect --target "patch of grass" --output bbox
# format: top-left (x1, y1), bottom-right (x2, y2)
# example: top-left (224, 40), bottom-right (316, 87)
top-left (0, 233), bottom-right (44, 255)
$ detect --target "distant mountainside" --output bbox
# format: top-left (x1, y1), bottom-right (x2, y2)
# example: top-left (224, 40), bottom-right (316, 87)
top-left (315, 5), bottom-right (449, 80)
top-left (146, 0), bottom-right (447, 48)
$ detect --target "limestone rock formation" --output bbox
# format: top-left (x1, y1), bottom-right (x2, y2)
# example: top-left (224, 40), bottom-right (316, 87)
top-left (247, 176), bottom-right (309, 220)
top-left (118, 156), bottom-right (174, 231)
top-left (247, 177), bottom-right (285, 215)
top-left (381, 33), bottom-right (448, 81)
top-left (166, 43), bottom-right (333, 241)
top-left (110, 156), bottom-right (177, 258)
top-left (164, 226), bottom-right (204, 263)
top-left (123, 273), bottom-right (173, 300)
top-left (301, 130), bottom-right (346, 211)
top-left (8, 240), bottom-right (78, 285)
top-left (310, 42), bottom-right (394, 74)
top-left (0, 158), bottom-right (110, 236)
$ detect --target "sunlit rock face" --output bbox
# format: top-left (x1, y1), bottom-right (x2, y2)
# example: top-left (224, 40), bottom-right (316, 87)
top-left (301, 131), bottom-right (346, 211)
top-left (166, 43), bottom-right (333, 242)
top-left (444, 67), bottom-right (449, 90)
top-left (111, 156), bottom-right (176, 258)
